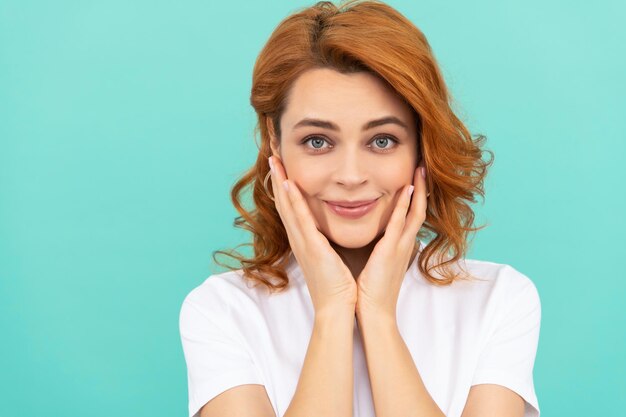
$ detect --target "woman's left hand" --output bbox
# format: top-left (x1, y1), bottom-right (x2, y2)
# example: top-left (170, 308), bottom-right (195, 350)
top-left (355, 164), bottom-right (428, 321)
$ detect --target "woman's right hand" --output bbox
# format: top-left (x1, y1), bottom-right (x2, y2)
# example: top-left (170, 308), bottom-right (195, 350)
top-left (268, 155), bottom-right (357, 316)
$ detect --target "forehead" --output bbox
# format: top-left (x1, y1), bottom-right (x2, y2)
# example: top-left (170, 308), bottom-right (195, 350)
top-left (282, 68), bottom-right (415, 129)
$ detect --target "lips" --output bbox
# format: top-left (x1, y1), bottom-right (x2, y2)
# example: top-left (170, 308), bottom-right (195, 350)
top-left (324, 198), bottom-right (378, 208)
top-left (325, 198), bottom-right (379, 219)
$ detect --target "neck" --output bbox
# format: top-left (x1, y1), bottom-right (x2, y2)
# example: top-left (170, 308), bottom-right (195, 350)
top-left (330, 236), bottom-right (420, 279)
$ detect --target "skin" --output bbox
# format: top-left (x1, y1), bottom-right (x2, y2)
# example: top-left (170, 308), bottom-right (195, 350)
top-left (264, 68), bottom-right (525, 416)
top-left (268, 67), bottom-right (422, 281)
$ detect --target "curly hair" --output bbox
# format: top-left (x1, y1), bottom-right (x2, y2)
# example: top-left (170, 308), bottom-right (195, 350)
top-left (212, 0), bottom-right (494, 293)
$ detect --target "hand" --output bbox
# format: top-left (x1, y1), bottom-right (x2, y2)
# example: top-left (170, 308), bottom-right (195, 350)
top-left (355, 164), bottom-right (428, 320)
top-left (268, 155), bottom-right (357, 316)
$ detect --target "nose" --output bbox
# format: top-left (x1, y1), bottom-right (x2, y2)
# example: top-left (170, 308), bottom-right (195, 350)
top-left (330, 147), bottom-right (368, 187)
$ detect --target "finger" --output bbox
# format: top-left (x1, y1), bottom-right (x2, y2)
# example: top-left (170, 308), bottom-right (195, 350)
top-left (282, 176), bottom-right (321, 242)
top-left (402, 164), bottom-right (428, 240)
top-left (268, 158), bottom-right (283, 218)
top-left (383, 182), bottom-right (413, 244)
top-left (269, 156), bottom-right (304, 244)
top-left (268, 157), bottom-right (284, 219)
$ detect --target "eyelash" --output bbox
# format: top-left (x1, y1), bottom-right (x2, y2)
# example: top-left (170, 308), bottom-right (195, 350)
top-left (300, 134), bottom-right (400, 154)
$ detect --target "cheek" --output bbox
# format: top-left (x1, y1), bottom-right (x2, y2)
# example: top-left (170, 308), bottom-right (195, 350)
top-left (284, 154), bottom-right (329, 192)
top-left (287, 172), bottom-right (324, 228)
top-left (289, 169), bottom-right (322, 196)
top-left (284, 156), bottom-right (415, 230)
top-left (378, 159), bottom-right (416, 190)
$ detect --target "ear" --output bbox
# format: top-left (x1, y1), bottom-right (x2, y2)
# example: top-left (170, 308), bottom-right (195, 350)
top-left (266, 117), bottom-right (281, 158)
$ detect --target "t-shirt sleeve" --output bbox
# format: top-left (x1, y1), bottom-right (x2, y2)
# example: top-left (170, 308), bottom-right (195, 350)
top-left (471, 273), bottom-right (542, 417)
top-left (179, 293), bottom-right (264, 417)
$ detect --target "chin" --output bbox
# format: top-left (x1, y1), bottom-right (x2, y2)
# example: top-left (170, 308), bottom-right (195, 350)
top-left (322, 224), bottom-right (384, 249)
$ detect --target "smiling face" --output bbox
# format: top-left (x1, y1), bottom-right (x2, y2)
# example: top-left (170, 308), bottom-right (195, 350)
top-left (269, 67), bottom-right (419, 249)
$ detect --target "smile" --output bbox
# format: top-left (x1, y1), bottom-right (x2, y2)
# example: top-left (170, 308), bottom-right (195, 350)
top-left (324, 199), bottom-right (379, 219)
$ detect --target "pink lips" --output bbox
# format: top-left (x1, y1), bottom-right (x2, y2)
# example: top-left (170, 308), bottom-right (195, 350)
top-left (325, 198), bottom-right (379, 219)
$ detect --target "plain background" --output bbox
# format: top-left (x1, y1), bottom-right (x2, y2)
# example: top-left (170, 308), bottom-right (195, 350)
top-left (1, 0), bottom-right (624, 416)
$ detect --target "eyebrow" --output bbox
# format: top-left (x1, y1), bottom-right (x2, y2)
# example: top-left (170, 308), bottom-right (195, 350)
top-left (292, 116), bottom-right (409, 132)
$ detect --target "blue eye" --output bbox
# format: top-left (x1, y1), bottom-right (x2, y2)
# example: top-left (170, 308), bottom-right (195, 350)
top-left (301, 135), bottom-right (399, 153)
top-left (300, 136), bottom-right (331, 153)
top-left (307, 137), bottom-right (328, 151)
top-left (372, 136), bottom-right (396, 150)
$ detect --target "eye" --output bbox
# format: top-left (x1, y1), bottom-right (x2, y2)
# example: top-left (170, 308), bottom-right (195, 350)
top-left (301, 134), bottom-right (399, 154)
top-left (370, 135), bottom-right (399, 152)
top-left (301, 136), bottom-right (331, 152)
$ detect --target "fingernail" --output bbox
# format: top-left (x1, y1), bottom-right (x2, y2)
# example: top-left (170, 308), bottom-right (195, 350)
top-left (269, 157), bottom-right (274, 173)
top-left (408, 185), bottom-right (414, 198)
top-left (420, 167), bottom-right (426, 178)
top-left (282, 180), bottom-right (289, 192)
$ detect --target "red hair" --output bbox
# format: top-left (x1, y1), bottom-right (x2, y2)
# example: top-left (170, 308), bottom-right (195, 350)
top-left (213, 0), bottom-right (494, 292)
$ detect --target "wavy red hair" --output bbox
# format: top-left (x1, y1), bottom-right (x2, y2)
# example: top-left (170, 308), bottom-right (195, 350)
top-left (212, 0), bottom-right (494, 293)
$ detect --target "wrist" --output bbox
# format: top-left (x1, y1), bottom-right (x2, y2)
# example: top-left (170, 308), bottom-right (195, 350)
top-left (356, 303), bottom-right (396, 326)
top-left (314, 303), bottom-right (355, 323)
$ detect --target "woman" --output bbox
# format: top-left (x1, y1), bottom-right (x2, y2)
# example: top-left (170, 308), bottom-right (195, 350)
top-left (179, 1), bottom-right (542, 417)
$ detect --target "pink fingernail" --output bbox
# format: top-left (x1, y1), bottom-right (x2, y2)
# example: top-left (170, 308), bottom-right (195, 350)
top-left (269, 157), bottom-right (274, 173)
top-left (282, 180), bottom-right (289, 192)
top-left (420, 167), bottom-right (426, 178)
top-left (408, 185), bottom-right (414, 198)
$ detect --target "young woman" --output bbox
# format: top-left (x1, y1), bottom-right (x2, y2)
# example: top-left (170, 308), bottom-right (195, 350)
top-left (179, 1), bottom-right (542, 417)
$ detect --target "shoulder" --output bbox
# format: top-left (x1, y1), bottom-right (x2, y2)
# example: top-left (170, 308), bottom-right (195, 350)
top-left (180, 259), bottom-right (303, 317)
top-left (462, 258), bottom-right (538, 288)
top-left (180, 269), bottom-right (252, 318)
top-left (413, 255), bottom-right (541, 310)
top-left (413, 241), bottom-right (538, 297)
top-left (459, 258), bottom-right (541, 313)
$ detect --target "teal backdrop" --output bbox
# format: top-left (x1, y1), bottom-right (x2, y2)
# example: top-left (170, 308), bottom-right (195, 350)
top-left (1, 0), bottom-right (624, 416)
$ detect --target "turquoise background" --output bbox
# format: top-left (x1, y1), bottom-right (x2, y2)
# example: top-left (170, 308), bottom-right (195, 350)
top-left (1, 0), bottom-right (624, 416)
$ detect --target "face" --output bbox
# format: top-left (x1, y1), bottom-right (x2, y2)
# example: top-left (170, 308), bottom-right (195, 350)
top-left (268, 67), bottom-right (419, 249)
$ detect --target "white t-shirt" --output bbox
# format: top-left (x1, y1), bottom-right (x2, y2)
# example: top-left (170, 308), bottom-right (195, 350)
top-left (179, 241), bottom-right (541, 417)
